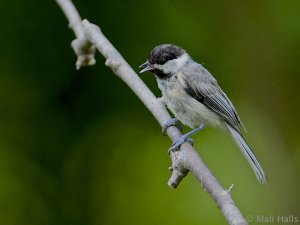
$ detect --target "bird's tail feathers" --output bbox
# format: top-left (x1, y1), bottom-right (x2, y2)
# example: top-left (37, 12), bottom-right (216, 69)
top-left (226, 124), bottom-right (267, 184)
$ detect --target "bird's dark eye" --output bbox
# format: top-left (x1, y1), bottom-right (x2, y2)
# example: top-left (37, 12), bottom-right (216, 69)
top-left (157, 53), bottom-right (177, 65)
top-left (157, 59), bottom-right (167, 65)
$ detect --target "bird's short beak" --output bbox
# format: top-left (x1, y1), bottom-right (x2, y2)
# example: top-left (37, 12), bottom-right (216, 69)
top-left (139, 61), bottom-right (153, 73)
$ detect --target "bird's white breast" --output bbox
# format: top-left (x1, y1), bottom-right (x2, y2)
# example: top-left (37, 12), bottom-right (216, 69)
top-left (157, 74), bottom-right (223, 129)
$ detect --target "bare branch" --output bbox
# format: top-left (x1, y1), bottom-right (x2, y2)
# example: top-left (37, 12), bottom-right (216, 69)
top-left (55, 1), bottom-right (248, 224)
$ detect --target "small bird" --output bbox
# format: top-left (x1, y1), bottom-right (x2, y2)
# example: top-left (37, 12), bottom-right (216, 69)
top-left (139, 44), bottom-right (267, 183)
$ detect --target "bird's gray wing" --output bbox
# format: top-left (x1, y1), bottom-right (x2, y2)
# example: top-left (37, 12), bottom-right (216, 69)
top-left (182, 65), bottom-right (243, 131)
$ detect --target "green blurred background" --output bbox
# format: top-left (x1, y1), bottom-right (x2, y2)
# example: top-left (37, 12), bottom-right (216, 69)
top-left (0, 0), bottom-right (299, 224)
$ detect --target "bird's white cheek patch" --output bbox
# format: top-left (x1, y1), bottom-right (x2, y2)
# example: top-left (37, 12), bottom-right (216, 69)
top-left (162, 53), bottom-right (190, 74)
top-left (175, 53), bottom-right (190, 68)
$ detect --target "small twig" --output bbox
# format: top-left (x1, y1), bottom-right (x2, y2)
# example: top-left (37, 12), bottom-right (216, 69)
top-left (55, 1), bottom-right (248, 224)
top-left (168, 151), bottom-right (189, 188)
top-left (227, 184), bottom-right (235, 193)
top-left (55, 0), bottom-right (96, 69)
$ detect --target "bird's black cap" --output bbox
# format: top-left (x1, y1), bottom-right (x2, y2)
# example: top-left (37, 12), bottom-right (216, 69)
top-left (148, 44), bottom-right (185, 65)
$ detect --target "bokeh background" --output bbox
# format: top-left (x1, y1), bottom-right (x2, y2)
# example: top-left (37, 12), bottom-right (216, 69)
top-left (0, 0), bottom-right (299, 224)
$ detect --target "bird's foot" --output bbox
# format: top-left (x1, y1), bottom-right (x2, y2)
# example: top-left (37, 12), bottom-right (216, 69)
top-left (168, 136), bottom-right (194, 154)
top-left (167, 124), bottom-right (205, 154)
top-left (162, 118), bottom-right (182, 135)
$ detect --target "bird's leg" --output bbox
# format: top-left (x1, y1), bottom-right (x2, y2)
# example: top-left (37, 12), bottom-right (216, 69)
top-left (169, 123), bottom-right (205, 153)
top-left (162, 118), bottom-right (183, 135)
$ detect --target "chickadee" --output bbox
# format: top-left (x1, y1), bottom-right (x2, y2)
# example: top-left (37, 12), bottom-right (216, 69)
top-left (139, 44), bottom-right (267, 184)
